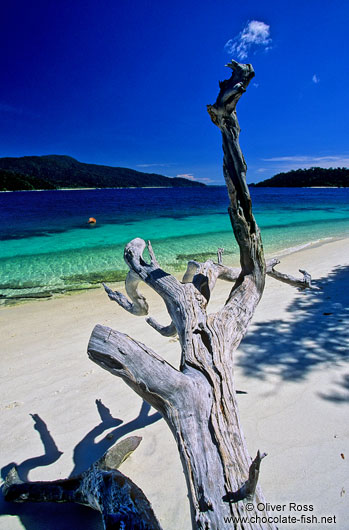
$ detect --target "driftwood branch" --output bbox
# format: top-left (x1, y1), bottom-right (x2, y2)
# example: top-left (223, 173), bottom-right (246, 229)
top-left (88, 324), bottom-right (184, 414)
top-left (103, 269), bottom-right (149, 316)
top-left (223, 450), bottom-right (268, 503)
top-left (246, 450), bottom-right (268, 498)
top-left (182, 256), bottom-right (314, 292)
top-left (267, 263), bottom-right (316, 289)
top-left (4, 59), bottom-right (318, 530)
top-left (88, 60), bottom-right (278, 529)
top-left (146, 317), bottom-right (178, 337)
top-left (2, 436), bottom-right (162, 530)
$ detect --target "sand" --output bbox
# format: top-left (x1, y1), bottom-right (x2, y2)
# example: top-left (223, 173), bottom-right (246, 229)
top-left (0, 237), bottom-right (348, 529)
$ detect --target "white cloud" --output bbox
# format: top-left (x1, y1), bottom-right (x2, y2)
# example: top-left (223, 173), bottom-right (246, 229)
top-left (262, 154), bottom-right (349, 169)
top-left (176, 173), bottom-right (195, 180)
top-left (263, 155), bottom-right (347, 163)
top-left (176, 173), bottom-right (215, 184)
top-left (136, 163), bottom-right (170, 168)
top-left (199, 177), bottom-right (215, 183)
top-left (312, 74), bottom-right (320, 84)
top-left (225, 20), bottom-right (271, 60)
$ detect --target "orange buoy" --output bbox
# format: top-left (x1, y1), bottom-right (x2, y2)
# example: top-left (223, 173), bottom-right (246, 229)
top-left (88, 217), bottom-right (96, 225)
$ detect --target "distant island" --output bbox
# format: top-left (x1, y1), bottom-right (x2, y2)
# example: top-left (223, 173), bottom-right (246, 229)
top-left (0, 155), bottom-right (206, 191)
top-left (252, 167), bottom-right (348, 187)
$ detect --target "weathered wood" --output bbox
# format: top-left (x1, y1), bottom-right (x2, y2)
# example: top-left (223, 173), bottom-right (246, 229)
top-left (146, 317), bottom-right (178, 336)
top-left (88, 60), bottom-right (279, 529)
top-left (267, 264), bottom-right (316, 289)
top-left (223, 450), bottom-right (268, 503)
top-left (103, 269), bottom-right (149, 315)
top-left (3, 436), bottom-right (162, 530)
top-left (180, 256), bottom-right (314, 296)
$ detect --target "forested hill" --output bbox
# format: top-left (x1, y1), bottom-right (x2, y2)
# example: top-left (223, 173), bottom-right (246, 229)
top-left (252, 167), bottom-right (349, 187)
top-left (0, 155), bottom-right (206, 191)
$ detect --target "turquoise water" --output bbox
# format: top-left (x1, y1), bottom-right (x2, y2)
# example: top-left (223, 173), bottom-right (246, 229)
top-left (0, 187), bottom-right (348, 303)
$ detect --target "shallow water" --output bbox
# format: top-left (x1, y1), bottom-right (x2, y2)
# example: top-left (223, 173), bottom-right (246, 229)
top-left (0, 187), bottom-right (348, 302)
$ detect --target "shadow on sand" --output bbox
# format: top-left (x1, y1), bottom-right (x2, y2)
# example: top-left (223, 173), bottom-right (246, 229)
top-left (237, 264), bottom-right (349, 391)
top-left (0, 399), bottom-right (161, 530)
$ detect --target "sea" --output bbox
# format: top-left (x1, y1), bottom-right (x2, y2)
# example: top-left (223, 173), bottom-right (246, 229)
top-left (0, 186), bottom-right (348, 304)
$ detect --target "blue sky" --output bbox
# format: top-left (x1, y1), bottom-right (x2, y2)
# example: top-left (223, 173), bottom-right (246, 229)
top-left (1, 0), bottom-right (348, 184)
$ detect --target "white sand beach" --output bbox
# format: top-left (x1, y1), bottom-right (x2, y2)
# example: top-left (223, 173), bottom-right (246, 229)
top-left (1, 237), bottom-right (348, 530)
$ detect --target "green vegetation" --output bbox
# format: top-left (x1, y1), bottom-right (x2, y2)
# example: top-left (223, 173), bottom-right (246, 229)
top-left (252, 167), bottom-right (349, 187)
top-left (0, 154), bottom-right (206, 191)
top-left (0, 169), bottom-right (56, 191)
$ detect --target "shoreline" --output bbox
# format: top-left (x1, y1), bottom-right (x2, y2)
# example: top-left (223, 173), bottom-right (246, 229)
top-left (2, 185), bottom-right (349, 193)
top-left (0, 185), bottom-right (211, 193)
top-left (1, 234), bottom-right (346, 308)
top-left (1, 236), bottom-right (348, 529)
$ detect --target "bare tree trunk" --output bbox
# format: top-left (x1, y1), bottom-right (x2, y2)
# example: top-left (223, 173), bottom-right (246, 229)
top-left (88, 60), bottom-right (279, 529)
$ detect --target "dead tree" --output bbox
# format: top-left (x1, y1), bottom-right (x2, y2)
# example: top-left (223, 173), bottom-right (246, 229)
top-left (3, 436), bottom-right (162, 530)
top-left (88, 60), bottom-right (280, 530)
top-left (1, 61), bottom-right (315, 529)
